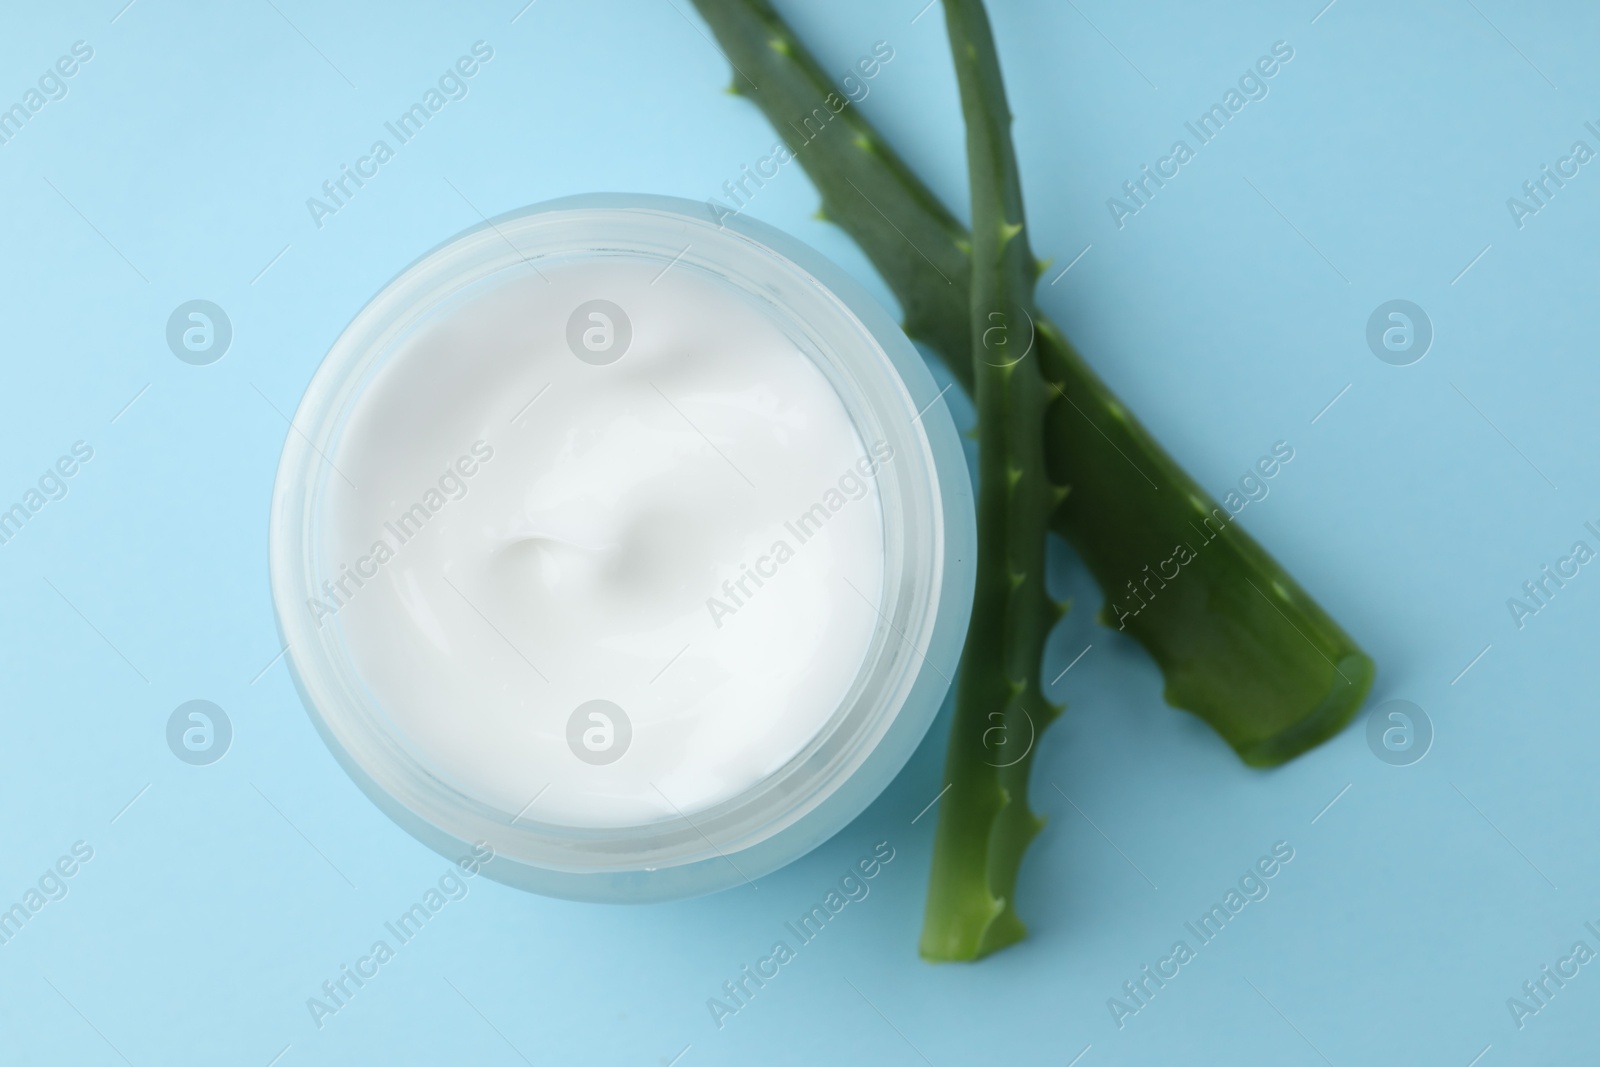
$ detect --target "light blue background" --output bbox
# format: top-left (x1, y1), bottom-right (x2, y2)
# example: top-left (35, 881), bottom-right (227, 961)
top-left (1, 1), bottom-right (1595, 1063)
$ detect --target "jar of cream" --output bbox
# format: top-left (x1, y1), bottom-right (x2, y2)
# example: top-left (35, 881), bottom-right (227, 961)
top-left (268, 194), bottom-right (974, 902)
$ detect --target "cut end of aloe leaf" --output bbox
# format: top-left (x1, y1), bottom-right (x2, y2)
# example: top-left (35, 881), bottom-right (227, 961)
top-left (919, 898), bottom-right (1023, 962)
top-left (1232, 651), bottom-right (1376, 768)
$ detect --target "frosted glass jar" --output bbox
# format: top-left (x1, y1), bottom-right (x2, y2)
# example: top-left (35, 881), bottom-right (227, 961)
top-left (268, 194), bottom-right (974, 902)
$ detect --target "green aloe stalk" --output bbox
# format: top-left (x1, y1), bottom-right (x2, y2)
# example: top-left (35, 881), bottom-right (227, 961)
top-left (689, 0), bottom-right (1374, 772)
top-left (918, 0), bottom-right (1061, 959)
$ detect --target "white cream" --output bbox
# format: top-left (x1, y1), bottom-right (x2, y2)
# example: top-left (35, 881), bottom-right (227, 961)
top-left (319, 255), bottom-right (889, 829)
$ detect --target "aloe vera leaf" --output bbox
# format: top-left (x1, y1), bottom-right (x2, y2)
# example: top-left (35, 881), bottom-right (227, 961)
top-left (912, 0), bottom-right (1063, 961)
top-left (689, 0), bottom-right (1375, 769)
